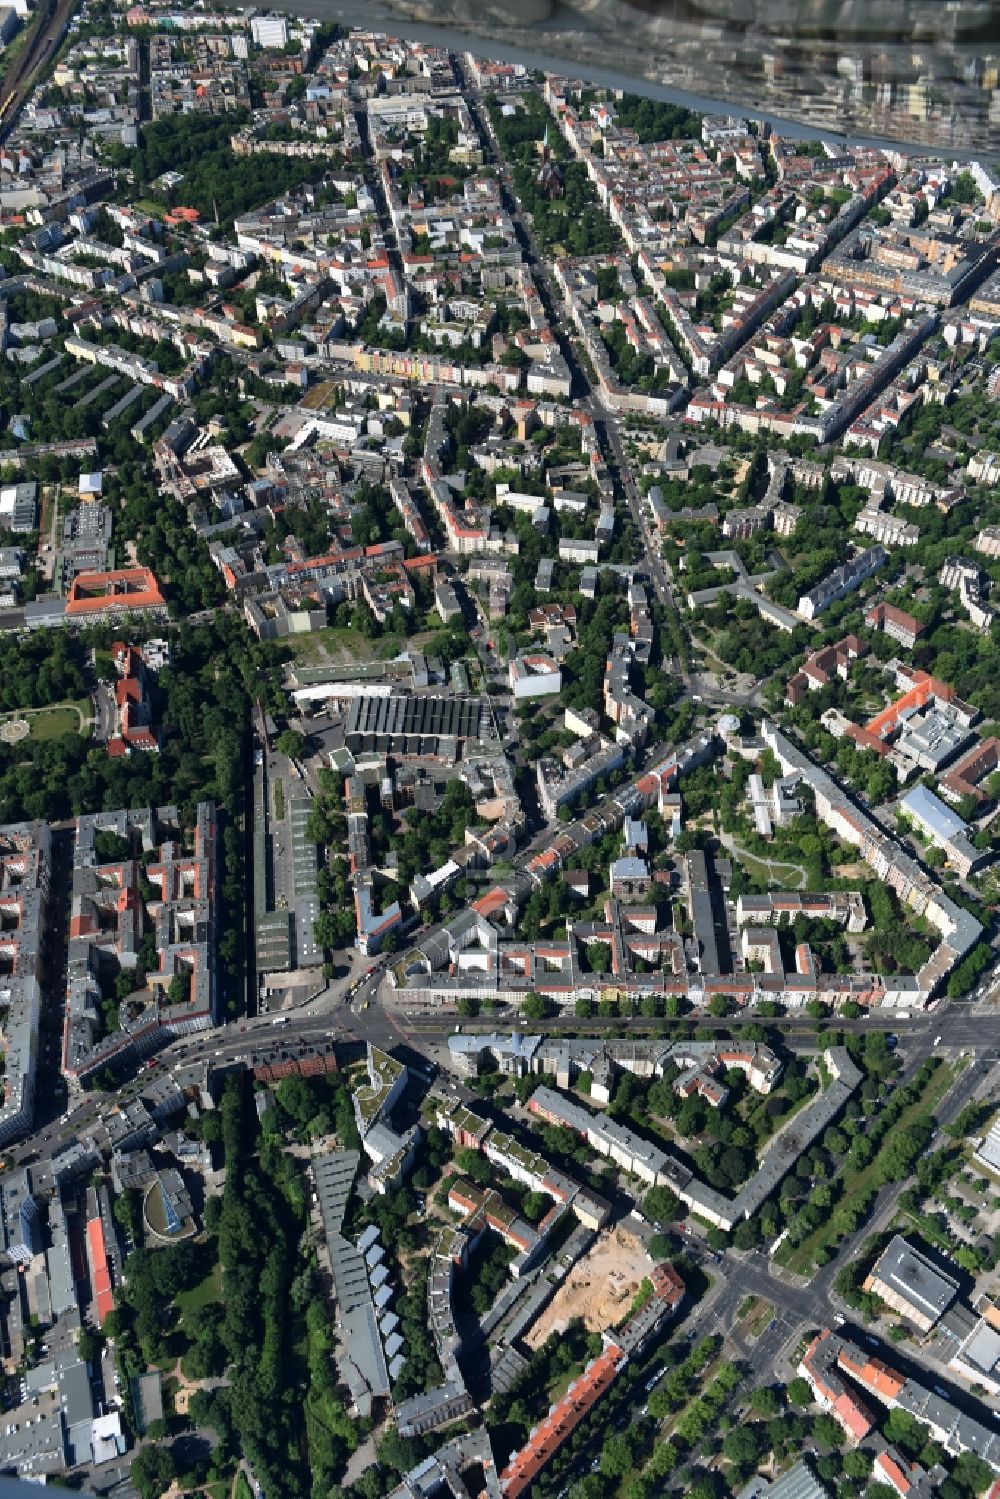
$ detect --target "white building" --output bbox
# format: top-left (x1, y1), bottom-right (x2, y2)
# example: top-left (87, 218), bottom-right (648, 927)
top-left (509, 654), bottom-right (562, 701)
top-left (250, 14), bottom-right (289, 48)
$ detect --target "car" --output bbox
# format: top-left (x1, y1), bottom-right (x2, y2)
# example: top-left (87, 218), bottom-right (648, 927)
top-left (834, 1313), bottom-right (845, 1326)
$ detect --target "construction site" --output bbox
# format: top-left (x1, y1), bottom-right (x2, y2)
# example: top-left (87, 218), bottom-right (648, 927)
top-left (525, 1226), bottom-right (653, 1348)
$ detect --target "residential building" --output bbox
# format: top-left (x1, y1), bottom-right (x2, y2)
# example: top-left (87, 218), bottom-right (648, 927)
top-left (899, 785), bottom-right (988, 879)
top-left (865, 602), bottom-right (925, 650)
top-left (798, 548), bottom-right (886, 620)
top-left (509, 654), bottom-right (561, 701)
top-left (0, 821), bottom-right (50, 1145)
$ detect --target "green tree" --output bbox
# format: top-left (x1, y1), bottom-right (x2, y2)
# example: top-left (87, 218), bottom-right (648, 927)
top-left (586, 941), bottom-right (611, 974)
top-left (77, 1327), bottom-right (103, 1364)
top-left (723, 1426), bottom-right (760, 1466)
top-left (643, 1185), bottom-right (683, 1223)
top-left (600, 1433), bottom-right (635, 1478)
top-left (521, 991), bottom-right (556, 1020)
top-left (166, 971), bottom-right (190, 1006)
top-left (275, 727), bottom-right (307, 759)
top-left (750, 1386), bottom-right (781, 1418)
top-left (813, 1414), bottom-right (844, 1450)
top-left (131, 1444), bottom-right (176, 1499)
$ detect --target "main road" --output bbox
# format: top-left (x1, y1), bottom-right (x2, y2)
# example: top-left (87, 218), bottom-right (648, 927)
top-left (14, 977), bottom-right (997, 1168)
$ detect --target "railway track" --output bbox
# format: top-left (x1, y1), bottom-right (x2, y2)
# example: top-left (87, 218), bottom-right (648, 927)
top-left (0, 0), bottom-right (76, 139)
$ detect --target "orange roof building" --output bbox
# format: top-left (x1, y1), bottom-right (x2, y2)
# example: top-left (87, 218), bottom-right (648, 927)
top-left (873, 1445), bottom-right (932, 1497)
top-left (107, 642), bottom-right (159, 757)
top-left (799, 1330), bottom-right (877, 1445)
top-left (66, 567), bottom-right (167, 622)
top-left (86, 1214), bottom-right (114, 1326)
top-left (498, 1342), bottom-right (627, 1498)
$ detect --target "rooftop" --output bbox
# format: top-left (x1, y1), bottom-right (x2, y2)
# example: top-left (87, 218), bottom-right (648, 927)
top-left (870, 1235), bottom-right (960, 1322)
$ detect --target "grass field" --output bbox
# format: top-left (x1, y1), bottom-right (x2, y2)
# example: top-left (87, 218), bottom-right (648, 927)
top-left (730, 843), bottom-right (808, 890)
top-left (175, 1262), bottom-right (222, 1321)
top-left (778, 1060), bottom-right (958, 1275)
top-left (301, 380), bottom-right (338, 411)
top-left (0, 700), bottom-right (91, 742)
top-left (286, 627), bottom-right (380, 665)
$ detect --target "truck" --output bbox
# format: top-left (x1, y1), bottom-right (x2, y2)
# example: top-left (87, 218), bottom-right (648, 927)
top-left (271, 1016), bottom-right (289, 1028)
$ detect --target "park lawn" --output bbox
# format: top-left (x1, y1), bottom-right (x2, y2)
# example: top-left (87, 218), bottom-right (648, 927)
top-left (779, 1060), bottom-right (958, 1276)
top-left (197, 1481), bottom-right (231, 1499)
top-left (287, 625), bottom-right (455, 667)
top-left (733, 848), bottom-right (807, 889)
top-left (0, 701), bottom-right (91, 742)
top-left (175, 1262), bottom-right (222, 1321)
top-left (547, 1358), bottom-right (587, 1404)
top-left (374, 632), bottom-right (406, 659)
top-left (29, 702), bottom-right (90, 741)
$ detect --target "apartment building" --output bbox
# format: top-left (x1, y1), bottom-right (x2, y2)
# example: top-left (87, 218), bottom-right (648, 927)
top-left (0, 822), bottom-right (50, 1145)
top-left (865, 601), bottom-right (925, 650)
top-left (62, 805), bottom-right (218, 1082)
top-left (798, 547), bottom-right (887, 620)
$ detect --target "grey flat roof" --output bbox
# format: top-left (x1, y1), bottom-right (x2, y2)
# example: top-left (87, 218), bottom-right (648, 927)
top-left (763, 1460), bottom-right (830, 1499)
top-left (901, 784), bottom-right (967, 843)
top-left (873, 1235), bottom-right (960, 1320)
top-left (312, 1149), bottom-right (389, 1400)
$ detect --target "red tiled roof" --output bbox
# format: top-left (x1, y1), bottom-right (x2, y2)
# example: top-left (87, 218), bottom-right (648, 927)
top-left (86, 1216), bottom-right (114, 1325)
top-left (66, 567), bottom-right (166, 616)
top-left (499, 1344), bottom-right (626, 1497)
top-left (833, 1392), bottom-right (872, 1441)
top-left (472, 888), bottom-right (510, 917)
top-left (874, 1451), bottom-right (914, 1495)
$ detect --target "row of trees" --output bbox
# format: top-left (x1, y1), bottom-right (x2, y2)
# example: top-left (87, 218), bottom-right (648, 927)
top-left (782, 1057), bottom-right (940, 1267)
